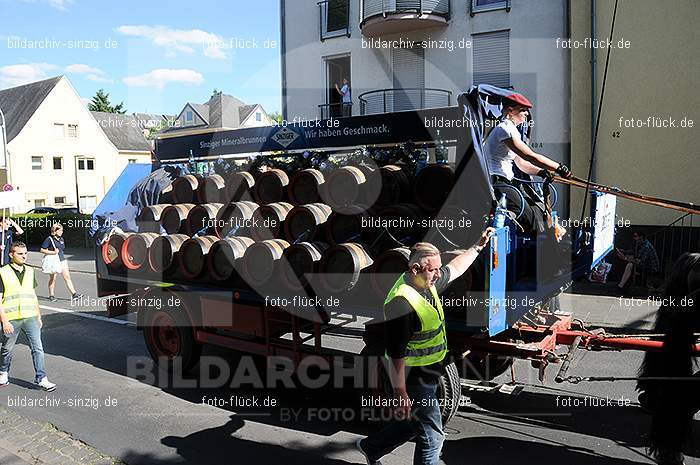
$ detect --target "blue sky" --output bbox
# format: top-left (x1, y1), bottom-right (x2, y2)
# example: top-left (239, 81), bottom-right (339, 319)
top-left (0, 0), bottom-right (282, 115)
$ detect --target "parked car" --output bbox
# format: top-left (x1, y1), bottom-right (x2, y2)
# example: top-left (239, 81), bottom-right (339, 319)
top-left (26, 207), bottom-right (79, 214)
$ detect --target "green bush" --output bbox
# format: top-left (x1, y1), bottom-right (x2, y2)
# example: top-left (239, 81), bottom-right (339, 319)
top-left (9, 213), bottom-right (93, 248)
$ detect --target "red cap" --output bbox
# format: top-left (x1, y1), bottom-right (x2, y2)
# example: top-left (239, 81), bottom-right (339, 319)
top-left (504, 92), bottom-right (533, 109)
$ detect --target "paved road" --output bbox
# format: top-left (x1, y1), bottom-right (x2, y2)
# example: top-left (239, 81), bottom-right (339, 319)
top-left (0, 249), bottom-right (697, 464)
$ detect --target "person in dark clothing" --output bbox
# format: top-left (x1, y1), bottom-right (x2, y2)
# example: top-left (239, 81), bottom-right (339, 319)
top-left (40, 223), bottom-right (82, 302)
top-left (357, 227), bottom-right (494, 465)
top-left (0, 218), bottom-right (24, 266)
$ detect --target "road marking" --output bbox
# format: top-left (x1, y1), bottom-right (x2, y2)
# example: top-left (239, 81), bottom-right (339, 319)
top-left (39, 304), bottom-right (134, 326)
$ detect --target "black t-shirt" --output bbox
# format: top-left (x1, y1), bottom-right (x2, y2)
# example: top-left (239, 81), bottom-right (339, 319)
top-left (384, 265), bottom-right (451, 385)
top-left (0, 264), bottom-right (39, 294)
top-left (41, 235), bottom-right (65, 261)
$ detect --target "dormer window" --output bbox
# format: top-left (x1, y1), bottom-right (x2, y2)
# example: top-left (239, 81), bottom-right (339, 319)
top-left (185, 110), bottom-right (193, 123)
top-left (256, 112), bottom-right (262, 122)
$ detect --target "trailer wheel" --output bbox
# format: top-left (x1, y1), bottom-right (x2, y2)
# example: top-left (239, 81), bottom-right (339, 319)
top-left (458, 352), bottom-right (514, 381)
top-left (143, 308), bottom-right (201, 373)
top-left (437, 362), bottom-right (462, 425)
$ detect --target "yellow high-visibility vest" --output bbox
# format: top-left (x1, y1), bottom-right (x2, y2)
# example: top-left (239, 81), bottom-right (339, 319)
top-left (0, 264), bottom-right (39, 321)
top-left (384, 273), bottom-right (448, 367)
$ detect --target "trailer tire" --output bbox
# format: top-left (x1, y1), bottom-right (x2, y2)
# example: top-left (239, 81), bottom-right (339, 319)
top-left (458, 353), bottom-right (514, 381)
top-left (143, 307), bottom-right (202, 373)
top-left (438, 362), bottom-right (462, 426)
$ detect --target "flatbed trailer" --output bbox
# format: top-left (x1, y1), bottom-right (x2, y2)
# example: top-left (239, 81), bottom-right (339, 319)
top-left (93, 85), bottom-right (696, 425)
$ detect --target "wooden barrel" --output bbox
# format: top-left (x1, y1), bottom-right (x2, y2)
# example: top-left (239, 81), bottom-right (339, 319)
top-left (374, 164), bottom-right (411, 206)
top-left (253, 169), bottom-right (289, 204)
top-left (148, 234), bottom-right (189, 273)
top-left (207, 237), bottom-right (255, 281)
top-left (161, 204), bottom-right (195, 235)
top-left (377, 203), bottom-right (427, 243)
top-left (325, 205), bottom-right (375, 245)
top-left (122, 233), bottom-right (159, 271)
top-left (137, 204), bottom-right (170, 233)
top-left (185, 203), bottom-right (224, 236)
top-left (318, 243), bottom-right (373, 293)
top-left (370, 247), bottom-right (410, 298)
top-left (284, 203), bottom-right (332, 243)
top-left (288, 169), bottom-right (324, 205)
top-left (172, 175), bottom-right (202, 204)
top-left (158, 185), bottom-right (174, 204)
top-left (414, 164), bottom-right (455, 212)
top-left (177, 235), bottom-right (219, 279)
top-left (101, 232), bottom-right (132, 271)
top-left (250, 202), bottom-right (293, 241)
top-left (225, 171), bottom-right (255, 203)
top-left (215, 201), bottom-right (259, 238)
top-left (280, 241), bottom-right (328, 291)
top-left (197, 174), bottom-right (226, 204)
top-left (321, 166), bottom-right (367, 210)
top-left (241, 239), bottom-right (290, 287)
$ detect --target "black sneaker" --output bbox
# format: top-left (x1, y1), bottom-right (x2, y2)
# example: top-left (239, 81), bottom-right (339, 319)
top-left (48, 296), bottom-right (57, 302)
top-left (356, 438), bottom-right (382, 465)
top-left (72, 293), bottom-right (83, 300)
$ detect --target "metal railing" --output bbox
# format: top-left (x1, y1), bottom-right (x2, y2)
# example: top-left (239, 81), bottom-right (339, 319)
top-left (470, 0), bottom-right (510, 16)
top-left (645, 213), bottom-right (699, 278)
top-left (319, 102), bottom-right (353, 119)
top-left (360, 0), bottom-right (450, 24)
top-left (358, 88), bottom-right (452, 115)
top-left (318, 0), bottom-right (351, 41)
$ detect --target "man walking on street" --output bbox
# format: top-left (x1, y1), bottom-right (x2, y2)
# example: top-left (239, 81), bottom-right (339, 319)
top-left (0, 242), bottom-right (56, 391)
top-left (357, 227), bottom-right (494, 465)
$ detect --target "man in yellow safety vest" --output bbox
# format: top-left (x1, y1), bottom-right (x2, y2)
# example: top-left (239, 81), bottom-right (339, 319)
top-left (357, 227), bottom-right (494, 465)
top-left (0, 241), bottom-right (56, 391)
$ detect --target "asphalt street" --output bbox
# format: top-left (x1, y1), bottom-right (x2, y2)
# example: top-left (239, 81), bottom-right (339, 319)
top-left (0, 249), bottom-right (697, 465)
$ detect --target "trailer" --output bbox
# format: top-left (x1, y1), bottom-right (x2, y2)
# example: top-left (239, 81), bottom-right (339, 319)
top-left (93, 85), bottom-right (696, 426)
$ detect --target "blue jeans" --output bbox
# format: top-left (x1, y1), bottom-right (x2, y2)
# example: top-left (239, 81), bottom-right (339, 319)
top-left (362, 381), bottom-right (445, 465)
top-left (0, 317), bottom-right (47, 383)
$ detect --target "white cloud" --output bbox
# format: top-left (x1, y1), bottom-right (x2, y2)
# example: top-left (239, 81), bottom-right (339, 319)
top-left (47, 0), bottom-right (73, 10)
top-left (65, 63), bottom-right (113, 83)
top-left (116, 25), bottom-right (228, 60)
top-left (0, 62), bottom-right (58, 89)
top-left (122, 69), bottom-right (204, 90)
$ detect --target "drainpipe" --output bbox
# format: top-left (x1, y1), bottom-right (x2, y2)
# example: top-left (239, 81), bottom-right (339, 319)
top-left (280, 0), bottom-right (288, 122)
top-left (590, 0), bottom-right (597, 179)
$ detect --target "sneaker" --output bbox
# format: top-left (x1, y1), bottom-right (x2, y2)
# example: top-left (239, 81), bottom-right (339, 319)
top-left (0, 371), bottom-right (8, 387)
top-left (71, 293), bottom-right (83, 300)
top-left (48, 296), bottom-right (57, 302)
top-left (356, 438), bottom-right (382, 465)
top-left (36, 377), bottom-right (56, 392)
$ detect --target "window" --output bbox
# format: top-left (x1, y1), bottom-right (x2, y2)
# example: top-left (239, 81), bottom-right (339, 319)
top-left (128, 159), bottom-right (137, 164)
top-left (185, 110), bottom-right (193, 123)
top-left (471, 0), bottom-right (510, 15)
top-left (53, 123), bottom-right (64, 138)
top-left (472, 30), bottom-right (511, 88)
top-left (54, 196), bottom-right (66, 204)
top-left (34, 199), bottom-right (45, 207)
top-left (320, 0), bottom-right (349, 40)
top-left (255, 112), bottom-right (262, 122)
top-left (78, 158), bottom-right (95, 170)
top-left (53, 157), bottom-right (63, 170)
top-left (67, 124), bottom-right (79, 138)
top-left (392, 45), bottom-right (425, 112)
top-left (31, 156), bottom-right (43, 170)
top-left (79, 195), bottom-right (97, 213)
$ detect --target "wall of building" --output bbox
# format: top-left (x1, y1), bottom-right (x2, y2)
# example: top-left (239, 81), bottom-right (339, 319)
top-left (570, 0), bottom-right (698, 226)
top-left (283, 0), bottom-right (571, 215)
top-left (6, 77), bottom-right (120, 213)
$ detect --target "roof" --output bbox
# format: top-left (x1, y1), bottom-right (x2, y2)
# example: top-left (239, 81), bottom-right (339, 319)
top-left (238, 104), bottom-right (258, 123)
top-left (132, 113), bottom-right (174, 130)
top-left (189, 103), bottom-right (209, 123)
top-left (0, 76), bottom-right (62, 143)
top-left (91, 111), bottom-right (152, 152)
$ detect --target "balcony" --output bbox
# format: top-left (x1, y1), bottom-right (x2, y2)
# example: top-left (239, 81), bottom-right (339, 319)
top-left (358, 88), bottom-right (452, 115)
top-left (318, 0), bottom-right (351, 41)
top-left (360, 0), bottom-right (450, 37)
top-left (319, 102), bottom-right (353, 119)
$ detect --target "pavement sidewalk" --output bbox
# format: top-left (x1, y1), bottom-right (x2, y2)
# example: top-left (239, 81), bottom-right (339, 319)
top-left (0, 405), bottom-right (124, 465)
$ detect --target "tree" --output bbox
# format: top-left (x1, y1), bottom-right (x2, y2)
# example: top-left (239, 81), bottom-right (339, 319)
top-left (268, 111), bottom-right (283, 125)
top-left (211, 89), bottom-right (223, 99)
top-left (88, 89), bottom-right (126, 114)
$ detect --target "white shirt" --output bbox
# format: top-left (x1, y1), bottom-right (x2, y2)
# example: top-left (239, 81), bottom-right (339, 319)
top-left (340, 84), bottom-right (351, 103)
top-left (484, 119), bottom-right (522, 181)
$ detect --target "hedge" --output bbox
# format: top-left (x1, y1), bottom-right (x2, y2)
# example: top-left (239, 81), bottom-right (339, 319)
top-left (8, 213), bottom-right (93, 248)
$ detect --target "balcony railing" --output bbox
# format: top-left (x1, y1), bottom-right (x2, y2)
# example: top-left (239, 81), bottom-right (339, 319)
top-left (319, 102), bottom-right (353, 119)
top-left (360, 0), bottom-right (450, 36)
top-left (318, 0), bottom-right (351, 41)
top-left (358, 88), bottom-right (452, 115)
